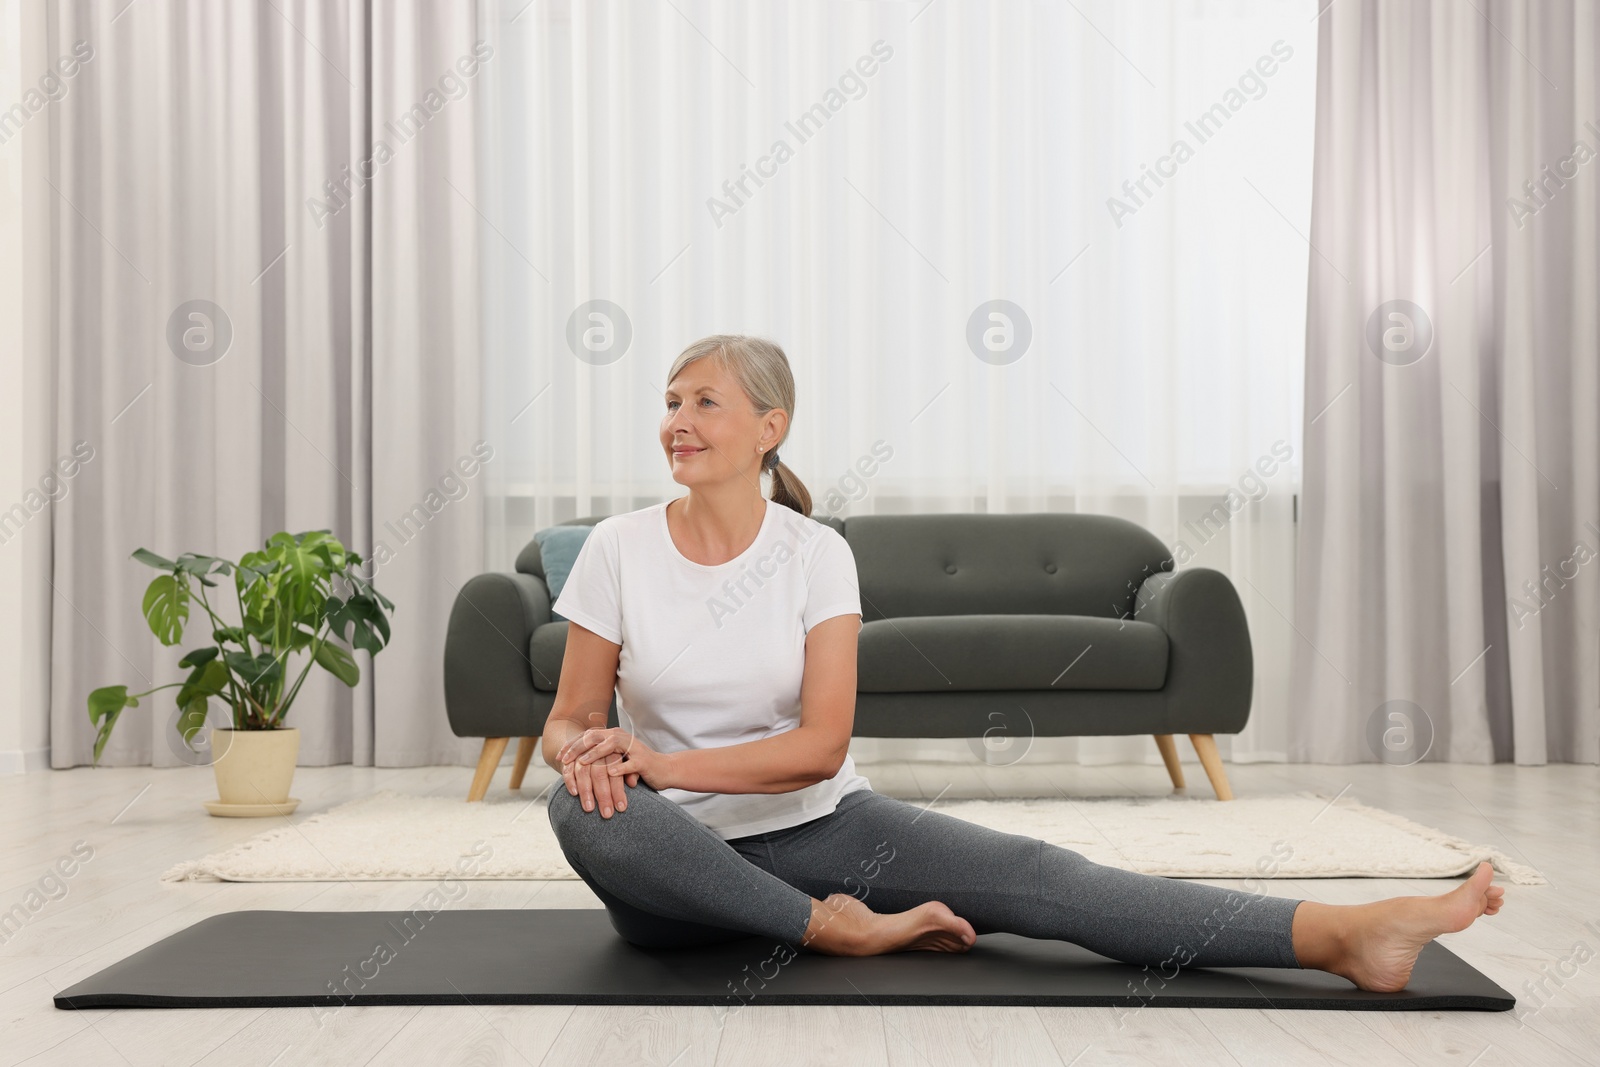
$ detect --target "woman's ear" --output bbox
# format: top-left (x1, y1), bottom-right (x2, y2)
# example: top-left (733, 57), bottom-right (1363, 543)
top-left (764, 409), bottom-right (790, 451)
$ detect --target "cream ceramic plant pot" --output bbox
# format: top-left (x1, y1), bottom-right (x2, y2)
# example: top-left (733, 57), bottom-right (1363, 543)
top-left (207, 727), bottom-right (301, 816)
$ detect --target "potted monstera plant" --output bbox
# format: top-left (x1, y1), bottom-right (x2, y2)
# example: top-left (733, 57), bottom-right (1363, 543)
top-left (87, 530), bottom-right (393, 816)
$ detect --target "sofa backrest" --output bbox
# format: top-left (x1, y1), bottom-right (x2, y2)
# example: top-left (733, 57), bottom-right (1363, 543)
top-left (516, 508), bottom-right (1172, 623)
top-left (838, 512), bottom-right (1172, 623)
top-left (515, 510), bottom-right (841, 580)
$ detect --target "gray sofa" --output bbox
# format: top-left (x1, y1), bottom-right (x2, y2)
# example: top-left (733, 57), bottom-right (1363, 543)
top-left (443, 510), bottom-right (1253, 802)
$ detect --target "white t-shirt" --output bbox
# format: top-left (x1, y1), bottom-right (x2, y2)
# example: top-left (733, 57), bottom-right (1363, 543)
top-left (551, 497), bottom-right (874, 839)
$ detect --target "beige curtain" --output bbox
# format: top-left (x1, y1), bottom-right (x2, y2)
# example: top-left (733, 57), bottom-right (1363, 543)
top-left (23, 0), bottom-right (486, 769)
top-left (1293, 0), bottom-right (1599, 764)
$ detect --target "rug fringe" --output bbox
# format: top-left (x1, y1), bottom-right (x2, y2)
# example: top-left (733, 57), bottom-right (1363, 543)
top-left (161, 859), bottom-right (222, 883)
top-left (159, 791), bottom-right (411, 882)
top-left (1297, 791), bottom-right (1548, 885)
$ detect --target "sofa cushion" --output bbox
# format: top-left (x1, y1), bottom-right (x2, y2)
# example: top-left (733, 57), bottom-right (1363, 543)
top-left (857, 614), bottom-right (1168, 692)
top-left (530, 613), bottom-right (1167, 694)
top-left (842, 512), bottom-right (1173, 622)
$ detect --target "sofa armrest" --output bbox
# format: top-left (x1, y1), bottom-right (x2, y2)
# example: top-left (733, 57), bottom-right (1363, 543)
top-left (1133, 567), bottom-right (1254, 734)
top-left (443, 572), bottom-right (555, 739)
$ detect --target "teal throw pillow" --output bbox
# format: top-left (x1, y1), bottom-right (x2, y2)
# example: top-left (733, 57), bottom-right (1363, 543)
top-left (532, 525), bottom-right (595, 622)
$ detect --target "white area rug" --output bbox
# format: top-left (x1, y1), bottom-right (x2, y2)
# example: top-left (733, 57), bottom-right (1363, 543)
top-left (160, 788), bottom-right (1547, 885)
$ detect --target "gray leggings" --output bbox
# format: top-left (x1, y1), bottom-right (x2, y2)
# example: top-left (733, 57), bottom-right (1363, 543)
top-left (547, 781), bottom-right (1305, 969)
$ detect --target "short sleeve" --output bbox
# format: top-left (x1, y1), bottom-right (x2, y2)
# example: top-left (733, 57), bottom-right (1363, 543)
top-left (551, 521), bottom-right (623, 645)
top-left (802, 527), bottom-right (862, 634)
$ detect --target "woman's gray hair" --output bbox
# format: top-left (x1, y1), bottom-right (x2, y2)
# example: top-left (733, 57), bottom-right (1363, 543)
top-left (667, 334), bottom-right (812, 517)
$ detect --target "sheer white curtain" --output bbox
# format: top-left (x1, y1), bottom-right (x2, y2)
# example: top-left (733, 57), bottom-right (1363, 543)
top-left (477, 0), bottom-right (1318, 767)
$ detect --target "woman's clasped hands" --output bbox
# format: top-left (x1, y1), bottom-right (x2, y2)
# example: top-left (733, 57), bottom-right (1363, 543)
top-left (556, 727), bottom-right (675, 818)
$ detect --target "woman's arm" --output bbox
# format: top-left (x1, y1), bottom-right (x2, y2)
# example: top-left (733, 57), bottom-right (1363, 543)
top-left (664, 612), bottom-right (862, 795)
top-left (543, 621), bottom-right (635, 815)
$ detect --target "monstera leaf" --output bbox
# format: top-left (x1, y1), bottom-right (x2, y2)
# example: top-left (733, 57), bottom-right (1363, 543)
top-left (140, 574), bottom-right (190, 646)
top-left (87, 530), bottom-right (395, 765)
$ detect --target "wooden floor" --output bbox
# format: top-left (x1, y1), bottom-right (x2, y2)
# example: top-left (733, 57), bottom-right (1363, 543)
top-left (2, 759), bottom-right (1596, 1067)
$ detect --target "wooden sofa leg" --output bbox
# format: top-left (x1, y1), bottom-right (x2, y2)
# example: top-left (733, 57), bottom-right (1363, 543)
top-left (510, 736), bottom-right (540, 790)
top-left (1187, 733), bottom-right (1234, 800)
top-left (469, 737), bottom-right (510, 802)
top-left (1153, 735), bottom-right (1185, 790)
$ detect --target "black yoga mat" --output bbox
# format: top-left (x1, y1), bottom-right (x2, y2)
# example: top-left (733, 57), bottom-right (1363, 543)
top-left (54, 908), bottom-right (1514, 1012)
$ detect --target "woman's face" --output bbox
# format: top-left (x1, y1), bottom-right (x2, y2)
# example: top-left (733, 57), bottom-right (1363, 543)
top-left (660, 358), bottom-right (780, 489)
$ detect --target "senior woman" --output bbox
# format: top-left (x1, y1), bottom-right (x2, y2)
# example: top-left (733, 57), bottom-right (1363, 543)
top-left (543, 334), bottom-right (1503, 993)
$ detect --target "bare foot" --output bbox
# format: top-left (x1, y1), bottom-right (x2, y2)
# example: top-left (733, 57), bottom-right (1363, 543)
top-left (800, 893), bottom-right (977, 956)
top-left (1335, 860), bottom-right (1506, 992)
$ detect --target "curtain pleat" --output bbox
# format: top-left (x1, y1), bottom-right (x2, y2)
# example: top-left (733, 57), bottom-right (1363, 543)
top-left (26, 0), bottom-right (486, 769)
top-left (1293, 0), bottom-right (1599, 764)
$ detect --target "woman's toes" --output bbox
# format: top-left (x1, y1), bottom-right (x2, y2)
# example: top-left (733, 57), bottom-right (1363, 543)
top-left (1442, 861), bottom-right (1502, 932)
